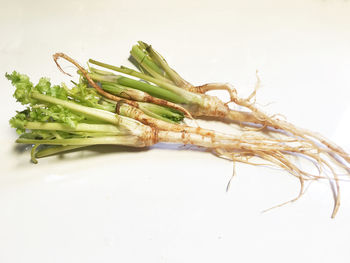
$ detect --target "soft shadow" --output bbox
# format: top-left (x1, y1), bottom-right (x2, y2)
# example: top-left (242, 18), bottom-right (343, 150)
top-left (27, 143), bottom-right (210, 163)
top-left (14, 143), bottom-right (31, 153)
top-left (150, 142), bottom-right (208, 153)
top-left (40, 145), bottom-right (150, 161)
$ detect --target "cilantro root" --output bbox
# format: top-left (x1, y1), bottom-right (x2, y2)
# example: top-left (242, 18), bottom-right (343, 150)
top-left (6, 43), bottom-right (350, 218)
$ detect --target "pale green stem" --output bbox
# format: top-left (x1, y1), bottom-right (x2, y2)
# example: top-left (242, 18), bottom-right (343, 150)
top-left (130, 45), bottom-right (172, 83)
top-left (135, 42), bottom-right (191, 88)
top-left (31, 92), bottom-right (151, 137)
top-left (88, 59), bottom-right (203, 104)
top-left (16, 135), bottom-right (145, 147)
top-left (36, 145), bottom-right (88, 158)
top-left (24, 122), bottom-right (124, 134)
top-left (32, 92), bottom-right (119, 125)
top-left (88, 68), bottom-right (187, 104)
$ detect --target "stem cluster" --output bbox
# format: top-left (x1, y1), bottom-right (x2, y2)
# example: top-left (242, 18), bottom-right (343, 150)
top-left (7, 42), bottom-right (350, 217)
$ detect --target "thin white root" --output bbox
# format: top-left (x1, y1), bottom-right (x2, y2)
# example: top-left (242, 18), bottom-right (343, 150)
top-left (190, 83), bottom-right (236, 103)
top-left (192, 77), bottom-right (348, 217)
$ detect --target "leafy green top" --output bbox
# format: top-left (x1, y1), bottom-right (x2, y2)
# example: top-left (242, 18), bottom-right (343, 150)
top-left (6, 71), bottom-right (116, 134)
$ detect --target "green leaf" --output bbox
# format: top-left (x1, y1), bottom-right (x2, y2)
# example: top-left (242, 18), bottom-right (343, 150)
top-left (69, 80), bottom-right (116, 112)
top-left (6, 71), bottom-right (36, 105)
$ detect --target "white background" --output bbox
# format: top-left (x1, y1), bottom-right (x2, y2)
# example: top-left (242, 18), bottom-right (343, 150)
top-left (1, 0), bottom-right (350, 262)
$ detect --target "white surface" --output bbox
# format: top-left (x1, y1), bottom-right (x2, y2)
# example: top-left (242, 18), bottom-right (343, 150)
top-left (1, 0), bottom-right (350, 262)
